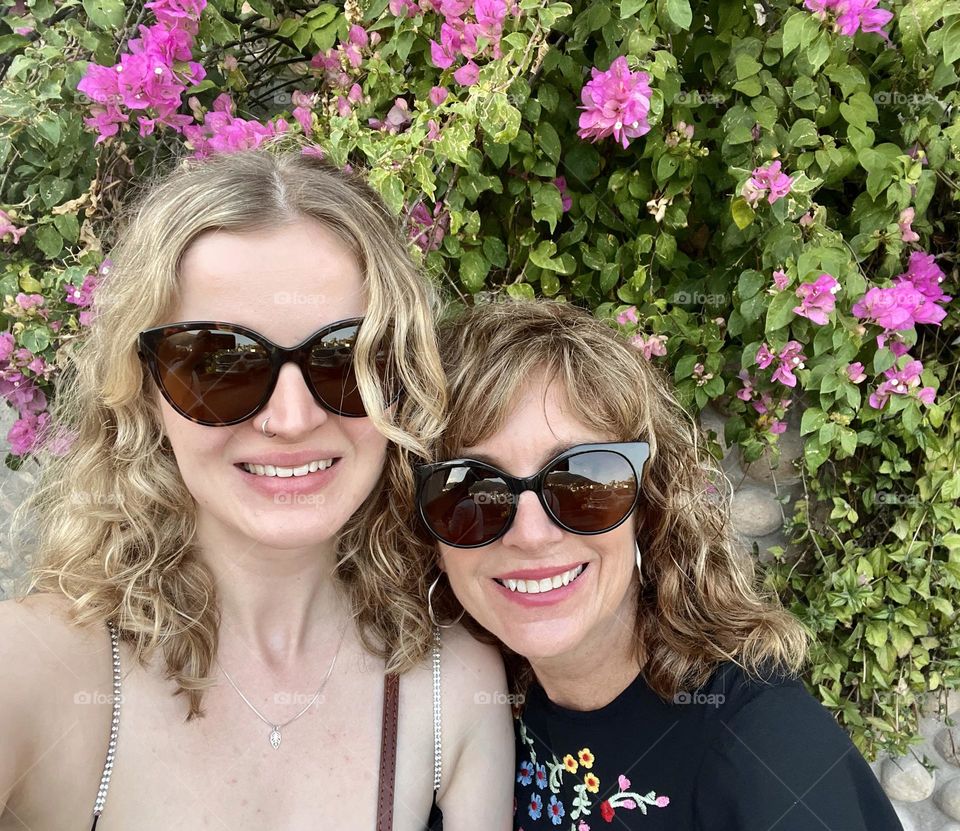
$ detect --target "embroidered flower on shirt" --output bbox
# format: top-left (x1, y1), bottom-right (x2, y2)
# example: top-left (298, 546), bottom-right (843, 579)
top-left (577, 748), bottom-right (595, 769)
top-left (599, 799), bottom-right (615, 822)
top-left (547, 794), bottom-right (565, 825)
top-left (517, 759), bottom-right (534, 786)
top-left (563, 754), bottom-right (579, 774)
top-left (584, 772), bottom-right (600, 793)
top-left (527, 792), bottom-right (543, 820)
top-left (535, 763), bottom-right (548, 790)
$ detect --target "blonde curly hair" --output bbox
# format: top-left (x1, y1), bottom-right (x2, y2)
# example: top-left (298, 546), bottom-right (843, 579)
top-left (12, 146), bottom-right (446, 718)
top-left (425, 299), bottom-right (810, 699)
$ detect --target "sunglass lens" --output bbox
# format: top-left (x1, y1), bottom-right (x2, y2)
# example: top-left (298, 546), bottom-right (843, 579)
top-left (420, 465), bottom-right (513, 546)
top-left (544, 450), bottom-right (638, 533)
top-left (307, 324), bottom-right (367, 417)
top-left (154, 329), bottom-right (271, 424)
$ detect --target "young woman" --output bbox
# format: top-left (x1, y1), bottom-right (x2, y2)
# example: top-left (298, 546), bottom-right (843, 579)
top-left (0, 148), bottom-right (513, 831)
top-left (412, 299), bottom-right (904, 831)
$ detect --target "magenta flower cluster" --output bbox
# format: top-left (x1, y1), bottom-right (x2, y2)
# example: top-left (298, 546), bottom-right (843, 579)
top-left (577, 57), bottom-right (653, 149)
top-left (408, 200), bottom-right (450, 253)
top-left (427, 0), bottom-right (512, 87)
top-left (0, 210), bottom-right (27, 245)
top-left (852, 252), bottom-right (950, 331)
top-left (803, 0), bottom-right (893, 39)
top-left (77, 0), bottom-right (206, 142)
top-left (793, 273), bottom-right (840, 325)
top-left (182, 94), bottom-right (288, 158)
top-left (756, 340), bottom-right (807, 388)
top-left (742, 161), bottom-right (793, 206)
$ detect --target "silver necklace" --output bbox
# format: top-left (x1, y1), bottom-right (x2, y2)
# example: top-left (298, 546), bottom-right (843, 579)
top-left (216, 623), bottom-right (348, 749)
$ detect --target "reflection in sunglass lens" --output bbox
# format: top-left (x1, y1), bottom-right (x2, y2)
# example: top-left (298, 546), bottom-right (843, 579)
top-left (544, 450), bottom-right (638, 532)
top-left (155, 329), bottom-right (272, 424)
top-left (420, 465), bottom-right (514, 547)
top-left (307, 325), bottom-right (365, 417)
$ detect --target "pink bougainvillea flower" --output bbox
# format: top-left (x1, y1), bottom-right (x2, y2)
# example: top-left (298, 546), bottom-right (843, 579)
top-left (554, 176), bottom-right (572, 212)
top-left (771, 341), bottom-right (806, 388)
top-left (629, 333), bottom-right (667, 360)
top-left (803, 0), bottom-right (892, 38)
top-left (577, 56), bottom-right (653, 149)
top-left (792, 272), bottom-right (840, 325)
top-left (869, 360), bottom-right (936, 409)
top-left (846, 362), bottom-right (867, 383)
top-left (408, 200), bottom-right (450, 253)
top-left (742, 160), bottom-right (793, 206)
top-left (453, 59), bottom-right (480, 86)
top-left (182, 93), bottom-right (288, 157)
top-left (0, 210), bottom-right (26, 244)
top-left (389, 0), bottom-right (419, 16)
top-left (736, 369), bottom-right (755, 401)
top-left (755, 342), bottom-right (776, 369)
top-left (616, 306), bottom-right (639, 326)
top-left (852, 281), bottom-right (948, 330)
top-left (429, 85), bottom-right (450, 106)
top-left (772, 269), bottom-right (790, 291)
top-left (898, 207), bottom-right (919, 243)
top-left (897, 251), bottom-right (951, 305)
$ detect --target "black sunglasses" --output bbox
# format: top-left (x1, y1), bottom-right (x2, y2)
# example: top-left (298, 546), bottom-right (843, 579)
top-left (137, 317), bottom-right (393, 426)
top-left (415, 441), bottom-right (650, 548)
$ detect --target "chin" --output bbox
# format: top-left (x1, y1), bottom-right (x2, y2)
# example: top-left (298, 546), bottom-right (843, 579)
top-left (493, 618), bottom-right (586, 662)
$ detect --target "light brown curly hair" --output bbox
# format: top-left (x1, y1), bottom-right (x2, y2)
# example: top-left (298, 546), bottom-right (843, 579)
top-left (12, 145), bottom-right (446, 718)
top-left (423, 298), bottom-right (810, 699)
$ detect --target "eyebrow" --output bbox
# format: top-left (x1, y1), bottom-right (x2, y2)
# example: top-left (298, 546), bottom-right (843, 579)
top-left (461, 441), bottom-right (582, 470)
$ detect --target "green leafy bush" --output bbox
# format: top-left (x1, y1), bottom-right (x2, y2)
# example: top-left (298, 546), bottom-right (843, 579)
top-left (1, 0), bottom-right (958, 758)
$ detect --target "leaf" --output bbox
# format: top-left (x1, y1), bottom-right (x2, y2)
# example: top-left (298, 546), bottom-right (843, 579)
top-left (531, 181), bottom-right (563, 233)
top-left (460, 249), bottom-right (490, 293)
top-left (35, 225), bottom-right (63, 258)
top-left (738, 270), bottom-right (765, 299)
top-left (53, 213), bottom-right (79, 244)
top-left (82, 0), bottom-right (125, 30)
top-left (801, 407), bottom-right (827, 435)
top-left (765, 290), bottom-right (796, 333)
top-left (731, 197), bottom-right (755, 229)
top-left (782, 11), bottom-right (818, 55)
top-left (665, 0), bottom-right (692, 29)
top-left (621, 0), bottom-right (647, 18)
top-left (943, 19), bottom-right (960, 65)
top-left (535, 122), bottom-right (562, 163)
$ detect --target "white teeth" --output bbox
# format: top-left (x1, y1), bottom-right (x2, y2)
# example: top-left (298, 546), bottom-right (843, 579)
top-left (498, 564), bottom-right (585, 595)
top-left (241, 459), bottom-right (334, 477)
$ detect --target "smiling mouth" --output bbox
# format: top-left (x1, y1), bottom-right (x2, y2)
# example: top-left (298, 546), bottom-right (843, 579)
top-left (494, 563), bottom-right (588, 595)
top-left (237, 458), bottom-right (340, 478)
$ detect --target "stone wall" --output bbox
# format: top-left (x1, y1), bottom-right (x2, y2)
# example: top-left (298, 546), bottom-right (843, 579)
top-left (1, 402), bottom-right (958, 825)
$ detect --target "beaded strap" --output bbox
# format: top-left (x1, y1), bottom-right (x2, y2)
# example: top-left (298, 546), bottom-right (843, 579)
top-left (91, 621), bottom-right (121, 830)
top-left (431, 626), bottom-right (442, 793)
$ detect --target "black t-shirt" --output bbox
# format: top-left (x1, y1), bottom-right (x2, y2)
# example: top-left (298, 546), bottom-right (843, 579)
top-left (512, 661), bottom-right (904, 830)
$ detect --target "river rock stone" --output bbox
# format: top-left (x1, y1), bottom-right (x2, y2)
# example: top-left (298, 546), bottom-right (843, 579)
top-left (936, 727), bottom-right (960, 768)
top-left (730, 484), bottom-right (784, 538)
top-left (881, 754), bottom-right (936, 802)
top-left (937, 777), bottom-right (960, 820)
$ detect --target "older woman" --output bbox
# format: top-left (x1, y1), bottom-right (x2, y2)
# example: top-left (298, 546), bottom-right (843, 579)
top-left (413, 299), bottom-right (904, 831)
top-left (0, 148), bottom-right (513, 831)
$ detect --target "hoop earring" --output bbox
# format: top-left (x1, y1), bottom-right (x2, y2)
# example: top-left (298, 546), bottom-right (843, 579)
top-left (260, 416), bottom-right (276, 437)
top-left (635, 539), bottom-right (643, 582)
top-left (428, 573), bottom-right (465, 629)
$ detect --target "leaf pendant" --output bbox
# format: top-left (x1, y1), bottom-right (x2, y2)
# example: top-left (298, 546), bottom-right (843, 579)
top-left (269, 727), bottom-right (281, 749)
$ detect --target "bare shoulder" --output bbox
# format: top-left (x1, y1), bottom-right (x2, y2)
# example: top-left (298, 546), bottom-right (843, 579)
top-left (0, 592), bottom-right (113, 716)
top-left (437, 624), bottom-right (507, 693)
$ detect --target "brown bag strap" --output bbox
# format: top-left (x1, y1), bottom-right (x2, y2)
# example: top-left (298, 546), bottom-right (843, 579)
top-left (376, 672), bottom-right (400, 831)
